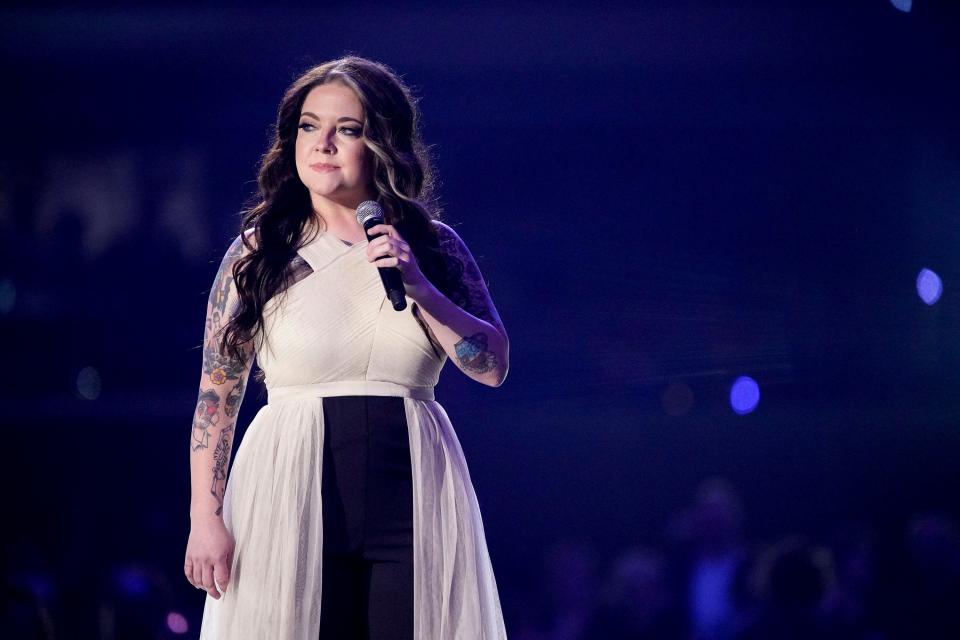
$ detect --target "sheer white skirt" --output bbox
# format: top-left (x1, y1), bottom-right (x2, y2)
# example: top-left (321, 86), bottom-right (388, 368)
top-left (198, 381), bottom-right (507, 639)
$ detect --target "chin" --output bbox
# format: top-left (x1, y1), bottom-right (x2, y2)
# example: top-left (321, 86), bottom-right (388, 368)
top-left (308, 183), bottom-right (346, 197)
top-left (311, 187), bottom-right (364, 205)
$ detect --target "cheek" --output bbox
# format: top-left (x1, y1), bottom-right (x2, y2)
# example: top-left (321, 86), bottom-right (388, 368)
top-left (354, 146), bottom-right (373, 175)
top-left (295, 137), bottom-right (310, 163)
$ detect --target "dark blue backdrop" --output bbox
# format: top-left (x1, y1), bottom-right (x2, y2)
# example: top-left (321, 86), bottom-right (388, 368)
top-left (2, 1), bottom-right (958, 637)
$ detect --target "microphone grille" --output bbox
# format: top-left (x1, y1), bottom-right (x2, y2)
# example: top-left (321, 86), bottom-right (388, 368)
top-left (356, 200), bottom-right (384, 225)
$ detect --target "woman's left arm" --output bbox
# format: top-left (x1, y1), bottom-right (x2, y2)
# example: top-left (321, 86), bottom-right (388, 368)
top-left (366, 220), bottom-right (509, 387)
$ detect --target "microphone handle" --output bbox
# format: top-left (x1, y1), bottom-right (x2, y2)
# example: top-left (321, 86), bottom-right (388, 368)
top-left (364, 218), bottom-right (408, 311)
top-left (377, 264), bottom-right (407, 311)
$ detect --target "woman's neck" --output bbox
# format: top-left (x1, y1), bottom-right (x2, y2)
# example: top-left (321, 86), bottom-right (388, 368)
top-left (310, 192), bottom-right (374, 233)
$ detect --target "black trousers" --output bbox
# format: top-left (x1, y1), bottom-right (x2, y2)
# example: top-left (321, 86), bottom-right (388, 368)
top-left (319, 395), bottom-right (414, 640)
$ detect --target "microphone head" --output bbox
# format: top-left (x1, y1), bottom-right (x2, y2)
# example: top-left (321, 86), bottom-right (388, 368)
top-left (356, 200), bottom-right (384, 226)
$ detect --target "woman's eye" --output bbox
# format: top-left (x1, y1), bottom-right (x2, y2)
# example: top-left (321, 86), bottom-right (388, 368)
top-left (297, 123), bottom-right (359, 136)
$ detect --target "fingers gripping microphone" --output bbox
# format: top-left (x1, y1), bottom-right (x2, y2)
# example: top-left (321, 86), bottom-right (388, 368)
top-left (357, 200), bottom-right (407, 311)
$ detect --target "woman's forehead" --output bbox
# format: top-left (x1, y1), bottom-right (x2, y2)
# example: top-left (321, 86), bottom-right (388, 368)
top-left (301, 82), bottom-right (363, 119)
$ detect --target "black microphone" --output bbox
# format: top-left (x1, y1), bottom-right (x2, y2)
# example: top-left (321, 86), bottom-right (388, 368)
top-left (356, 200), bottom-right (407, 311)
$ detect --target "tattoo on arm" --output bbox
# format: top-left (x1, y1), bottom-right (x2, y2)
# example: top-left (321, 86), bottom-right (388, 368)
top-left (210, 422), bottom-right (234, 516)
top-left (191, 380), bottom-right (246, 515)
top-left (454, 332), bottom-right (498, 374)
top-left (191, 234), bottom-right (254, 515)
top-left (224, 377), bottom-right (245, 418)
top-left (204, 236), bottom-right (244, 341)
top-left (203, 349), bottom-right (250, 385)
top-left (437, 226), bottom-right (498, 325)
top-left (201, 235), bottom-right (254, 387)
top-left (191, 388), bottom-right (221, 452)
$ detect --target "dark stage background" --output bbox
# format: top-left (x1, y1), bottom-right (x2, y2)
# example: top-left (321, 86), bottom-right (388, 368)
top-left (2, 1), bottom-right (959, 638)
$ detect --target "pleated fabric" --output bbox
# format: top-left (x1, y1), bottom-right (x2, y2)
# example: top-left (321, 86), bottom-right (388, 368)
top-left (198, 230), bottom-right (506, 639)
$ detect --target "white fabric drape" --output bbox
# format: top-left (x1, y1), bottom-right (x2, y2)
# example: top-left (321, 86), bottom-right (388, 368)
top-left (198, 381), bottom-right (507, 639)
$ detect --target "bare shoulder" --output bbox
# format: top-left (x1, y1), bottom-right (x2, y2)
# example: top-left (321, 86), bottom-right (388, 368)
top-left (219, 227), bottom-right (256, 261)
top-left (207, 229), bottom-right (255, 294)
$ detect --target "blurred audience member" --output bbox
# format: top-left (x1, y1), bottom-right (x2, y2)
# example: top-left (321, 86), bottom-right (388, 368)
top-left (0, 537), bottom-right (56, 639)
top-left (0, 578), bottom-right (55, 640)
top-left (887, 512), bottom-right (960, 639)
top-left (820, 523), bottom-right (885, 639)
top-left (512, 539), bottom-right (600, 640)
top-left (667, 477), bottom-right (750, 640)
top-left (582, 546), bottom-right (685, 639)
top-left (737, 536), bottom-right (836, 640)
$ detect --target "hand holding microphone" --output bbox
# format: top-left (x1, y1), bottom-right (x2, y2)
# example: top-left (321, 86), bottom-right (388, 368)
top-left (357, 200), bottom-right (431, 311)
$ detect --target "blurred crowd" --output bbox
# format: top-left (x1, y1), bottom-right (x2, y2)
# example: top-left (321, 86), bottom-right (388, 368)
top-left (4, 475), bottom-right (959, 638)
top-left (506, 478), bottom-right (960, 640)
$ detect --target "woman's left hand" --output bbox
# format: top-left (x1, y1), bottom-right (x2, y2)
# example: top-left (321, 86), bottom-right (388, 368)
top-left (365, 224), bottom-right (433, 303)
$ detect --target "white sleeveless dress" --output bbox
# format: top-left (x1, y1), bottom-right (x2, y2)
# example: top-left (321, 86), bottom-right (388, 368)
top-left (199, 230), bottom-right (507, 639)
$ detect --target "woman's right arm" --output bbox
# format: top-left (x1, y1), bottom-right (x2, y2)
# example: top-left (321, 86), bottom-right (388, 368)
top-left (185, 232), bottom-right (255, 599)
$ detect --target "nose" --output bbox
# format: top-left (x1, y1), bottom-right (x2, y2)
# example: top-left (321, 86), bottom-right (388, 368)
top-left (315, 127), bottom-right (336, 154)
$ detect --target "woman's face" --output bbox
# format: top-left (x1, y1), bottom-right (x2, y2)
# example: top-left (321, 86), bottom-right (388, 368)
top-left (295, 81), bottom-right (374, 210)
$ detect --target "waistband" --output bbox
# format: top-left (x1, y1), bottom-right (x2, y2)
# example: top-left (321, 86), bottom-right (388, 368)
top-left (267, 380), bottom-right (435, 404)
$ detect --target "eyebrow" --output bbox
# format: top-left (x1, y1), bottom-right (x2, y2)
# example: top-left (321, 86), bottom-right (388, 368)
top-left (299, 111), bottom-right (363, 125)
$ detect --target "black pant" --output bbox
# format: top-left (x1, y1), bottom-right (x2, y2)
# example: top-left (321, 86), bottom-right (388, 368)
top-left (319, 395), bottom-right (414, 640)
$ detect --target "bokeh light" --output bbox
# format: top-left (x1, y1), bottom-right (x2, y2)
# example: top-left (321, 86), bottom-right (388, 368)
top-left (890, 0), bottom-right (912, 13)
top-left (76, 366), bottom-right (102, 400)
top-left (114, 566), bottom-right (149, 597)
top-left (729, 376), bottom-right (760, 415)
top-left (916, 268), bottom-right (943, 305)
top-left (21, 570), bottom-right (55, 600)
top-left (166, 611), bottom-right (190, 635)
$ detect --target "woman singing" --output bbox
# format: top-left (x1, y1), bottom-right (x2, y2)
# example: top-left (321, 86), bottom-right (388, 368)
top-left (184, 56), bottom-right (510, 639)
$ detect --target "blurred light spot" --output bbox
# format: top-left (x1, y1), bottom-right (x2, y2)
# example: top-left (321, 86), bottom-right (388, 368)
top-left (77, 366), bottom-right (101, 400)
top-left (21, 571), bottom-right (55, 600)
top-left (0, 278), bottom-right (15, 314)
top-left (114, 566), bottom-right (148, 597)
top-left (167, 611), bottom-right (189, 634)
top-left (890, 0), bottom-right (912, 12)
top-left (662, 381), bottom-right (694, 416)
top-left (916, 268), bottom-right (942, 305)
top-left (730, 376), bottom-right (760, 415)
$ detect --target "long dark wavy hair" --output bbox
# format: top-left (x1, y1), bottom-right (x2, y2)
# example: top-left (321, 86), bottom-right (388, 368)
top-left (220, 56), bottom-right (453, 368)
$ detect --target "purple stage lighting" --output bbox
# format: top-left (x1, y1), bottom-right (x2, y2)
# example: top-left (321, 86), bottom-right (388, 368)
top-left (916, 268), bottom-right (943, 306)
top-left (115, 566), bottom-right (149, 597)
top-left (167, 611), bottom-right (189, 634)
top-left (76, 366), bottom-right (102, 400)
top-left (729, 376), bottom-right (760, 415)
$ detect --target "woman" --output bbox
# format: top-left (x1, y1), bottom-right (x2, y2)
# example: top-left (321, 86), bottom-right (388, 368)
top-left (184, 56), bottom-right (510, 639)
